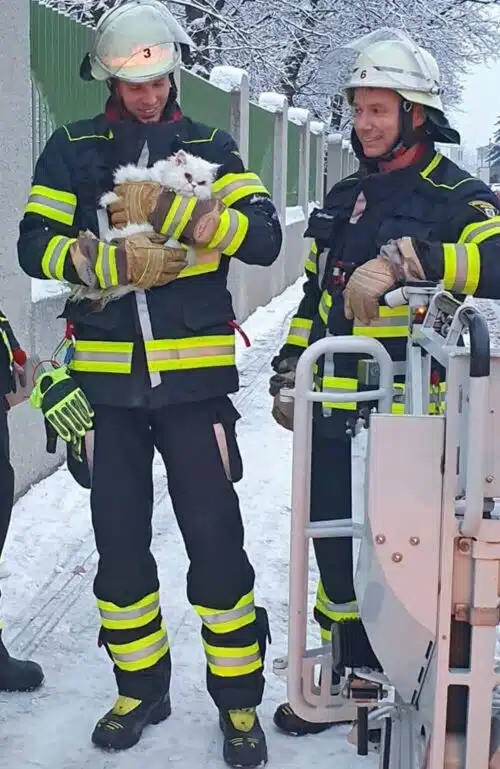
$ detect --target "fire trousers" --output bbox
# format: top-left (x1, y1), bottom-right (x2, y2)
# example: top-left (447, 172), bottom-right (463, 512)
top-left (90, 397), bottom-right (269, 710)
top-left (309, 428), bottom-right (358, 643)
top-left (0, 400), bottom-right (14, 625)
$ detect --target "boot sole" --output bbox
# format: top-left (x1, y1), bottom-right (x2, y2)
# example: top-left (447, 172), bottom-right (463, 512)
top-left (0, 675), bottom-right (45, 693)
top-left (92, 697), bottom-right (172, 751)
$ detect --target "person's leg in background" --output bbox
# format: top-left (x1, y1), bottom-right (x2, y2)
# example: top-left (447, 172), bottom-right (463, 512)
top-left (0, 398), bottom-right (44, 692)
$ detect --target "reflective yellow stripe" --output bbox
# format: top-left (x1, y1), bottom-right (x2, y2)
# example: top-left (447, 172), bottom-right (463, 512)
top-left (353, 306), bottom-right (410, 338)
top-left (202, 640), bottom-right (262, 677)
top-left (320, 626), bottom-right (332, 644)
top-left (286, 317), bottom-right (312, 347)
top-left (194, 591), bottom-right (256, 634)
top-left (316, 582), bottom-right (359, 622)
top-left (25, 184), bottom-right (77, 226)
top-left (97, 591), bottom-right (160, 630)
top-left (41, 235), bottom-right (76, 280)
top-left (318, 374), bottom-right (358, 411)
top-left (0, 317), bottom-right (13, 366)
top-left (177, 253), bottom-right (221, 279)
top-left (69, 340), bottom-right (133, 374)
top-left (459, 215), bottom-right (500, 245)
top-left (305, 242), bottom-right (318, 275)
top-left (108, 624), bottom-right (169, 672)
top-left (212, 172), bottom-right (269, 207)
top-left (95, 242), bottom-right (119, 289)
top-left (318, 290), bottom-right (332, 325)
top-left (145, 335), bottom-right (235, 373)
top-left (206, 208), bottom-right (248, 256)
top-left (443, 243), bottom-right (480, 295)
top-left (159, 195), bottom-right (197, 239)
top-left (420, 152), bottom-right (442, 180)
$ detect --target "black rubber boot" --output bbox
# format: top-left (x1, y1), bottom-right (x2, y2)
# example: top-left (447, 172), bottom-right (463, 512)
top-left (0, 632), bottom-right (44, 692)
top-left (91, 693), bottom-right (171, 750)
top-left (219, 707), bottom-right (268, 768)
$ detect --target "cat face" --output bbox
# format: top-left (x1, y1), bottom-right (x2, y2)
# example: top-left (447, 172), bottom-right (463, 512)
top-left (155, 150), bottom-right (220, 200)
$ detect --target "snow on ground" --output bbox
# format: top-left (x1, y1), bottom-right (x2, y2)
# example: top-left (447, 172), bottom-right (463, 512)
top-left (0, 278), bottom-right (370, 769)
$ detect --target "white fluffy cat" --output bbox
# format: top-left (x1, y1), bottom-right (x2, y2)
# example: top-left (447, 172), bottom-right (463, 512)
top-left (69, 150), bottom-right (220, 305)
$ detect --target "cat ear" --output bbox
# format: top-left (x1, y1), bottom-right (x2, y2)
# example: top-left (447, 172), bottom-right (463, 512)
top-left (175, 150), bottom-right (187, 166)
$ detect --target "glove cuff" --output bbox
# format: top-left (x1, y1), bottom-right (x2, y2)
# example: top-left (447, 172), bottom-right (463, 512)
top-left (150, 192), bottom-right (222, 246)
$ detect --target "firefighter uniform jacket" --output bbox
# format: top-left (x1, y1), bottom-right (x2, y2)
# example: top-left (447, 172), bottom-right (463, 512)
top-left (275, 147), bottom-right (500, 436)
top-left (0, 308), bottom-right (19, 396)
top-left (18, 114), bottom-right (282, 408)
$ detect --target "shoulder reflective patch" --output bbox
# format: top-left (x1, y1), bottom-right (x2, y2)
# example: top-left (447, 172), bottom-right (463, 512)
top-left (468, 200), bottom-right (500, 219)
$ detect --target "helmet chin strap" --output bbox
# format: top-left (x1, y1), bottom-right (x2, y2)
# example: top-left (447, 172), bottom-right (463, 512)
top-left (352, 99), bottom-right (431, 169)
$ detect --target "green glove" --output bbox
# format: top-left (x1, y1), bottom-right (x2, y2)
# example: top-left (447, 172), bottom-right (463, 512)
top-left (30, 367), bottom-right (94, 459)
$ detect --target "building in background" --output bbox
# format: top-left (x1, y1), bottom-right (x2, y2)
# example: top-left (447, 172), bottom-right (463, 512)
top-left (436, 142), bottom-right (464, 166)
top-left (476, 142), bottom-right (500, 184)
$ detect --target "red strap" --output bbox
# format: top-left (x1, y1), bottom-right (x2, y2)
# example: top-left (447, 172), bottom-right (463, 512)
top-left (430, 370), bottom-right (441, 387)
top-left (228, 320), bottom-right (251, 348)
top-left (65, 320), bottom-right (75, 340)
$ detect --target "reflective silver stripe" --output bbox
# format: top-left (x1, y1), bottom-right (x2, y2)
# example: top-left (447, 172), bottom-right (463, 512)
top-left (354, 313), bottom-right (408, 329)
top-left (205, 649), bottom-right (261, 668)
top-left (461, 219), bottom-right (500, 243)
top-left (146, 345), bottom-right (234, 361)
top-left (212, 209), bottom-right (240, 251)
top-left (318, 291), bottom-right (331, 324)
top-left (318, 247), bottom-right (330, 288)
top-left (112, 633), bottom-right (168, 665)
top-left (215, 177), bottom-right (267, 201)
top-left (72, 350), bottom-right (131, 364)
top-left (164, 196), bottom-right (196, 237)
top-left (27, 194), bottom-right (75, 218)
top-left (287, 322), bottom-right (310, 344)
top-left (96, 243), bottom-right (116, 288)
top-left (45, 237), bottom-right (70, 279)
top-left (451, 244), bottom-right (469, 293)
top-left (133, 141), bottom-right (162, 388)
top-left (99, 596), bottom-right (160, 622)
top-left (198, 602), bottom-right (255, 627)
top-left (317, 597), bottom-right (359, 615)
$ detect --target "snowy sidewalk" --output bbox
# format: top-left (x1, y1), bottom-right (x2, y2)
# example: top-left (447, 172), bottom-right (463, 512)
top-left (0, 279), bottom-right (371, 769)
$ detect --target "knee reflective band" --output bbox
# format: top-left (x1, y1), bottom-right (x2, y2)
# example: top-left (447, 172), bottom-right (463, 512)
top-left (286, 317), bottom-right (313, 348)
top-left (144, 335), bottom-right (235, 373)
top-left (202, 640), bottom-right (262, 677)
top-left (194, 591), bottom-right (256, 634)
top-left (195, 592), bottom-right (262, 679)
top-left (315, 582), bottom-right (359, 643)
top-left (24, 185), bottom-right (77, 227)
top-left (107, 624), bottom-right (169, 672)
top-left (98, 591), bottom-right (161, 630)
top-left (353, 305), bottom-right (410, 338)
top-left (41, 235), bottom-right (77, 281)
top-left (69, 341), bottom-right (134, 375)
top-left (97, 592), bottom-right (169, 673)
top-left (305, 242), bottom-right (318, 275)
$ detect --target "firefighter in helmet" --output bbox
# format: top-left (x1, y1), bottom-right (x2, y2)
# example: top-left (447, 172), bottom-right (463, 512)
top-left (18, 1), bottom-right (281, 765)
top-left (270, 28), bottom-right (500, 738)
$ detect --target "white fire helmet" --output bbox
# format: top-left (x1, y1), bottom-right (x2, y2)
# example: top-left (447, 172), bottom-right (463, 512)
top-left (81, 0), bottom-right (195, 83)
top-left (342, 28), bottom-right (443, 111)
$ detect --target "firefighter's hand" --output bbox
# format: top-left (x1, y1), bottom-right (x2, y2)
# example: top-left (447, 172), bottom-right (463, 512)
top-left (122, 233), bottom-right (187, 289)
top-left (344, 237), bottom-right (426, 324)
top-left (108, 182), bottom-right (163, 229)
top-left (272, 394), bottom-right (294, 432)
top-left (269, 357), bottom-right (297, 397)
top-left (344, 258), bottom-right (396, 325)
top-left (30, 367), bottom-right (94, 447)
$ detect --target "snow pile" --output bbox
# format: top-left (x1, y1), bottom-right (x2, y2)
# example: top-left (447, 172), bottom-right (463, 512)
top-left (209, 65), bottom-right (247, 93)
top-left (258, 92), bottom-right (287, 113)
top-left (31, 278), bottom-right (70, 303)
top-left (288, 107), bottom-right (309, 126)
top-left (286, 205), bottom-right (306, 225)
top-left (310, 120), bottom-right (325, 135)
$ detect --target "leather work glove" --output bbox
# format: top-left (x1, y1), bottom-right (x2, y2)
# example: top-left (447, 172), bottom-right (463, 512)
top-left (269, 358), bottom-right (298, 432)
top-left (30, 367), bottom-right (94, 462)
top-left (72, 233), bottom-right (188, 291)
top-left (344, 236), bottom-right (426, 325)
top-left (108, 182), bottom-right (163, 229)
top-left (107, 182), bottom-right (223, 249)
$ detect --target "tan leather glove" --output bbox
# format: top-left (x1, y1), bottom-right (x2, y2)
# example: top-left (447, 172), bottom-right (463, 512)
top-left (272, 392), bottom-right (294, 432)
top-left (122, 233), bottom-right (188, 289)
top-left (71, 233), bottom-right (188, 291)
top-left (344, 237), bottom-right (425, 325)
top-left (108, 182), bottom-right (163, 229)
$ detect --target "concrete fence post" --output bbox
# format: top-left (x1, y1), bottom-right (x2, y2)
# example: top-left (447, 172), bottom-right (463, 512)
top-left (209, 66), bottom-right (250, 167)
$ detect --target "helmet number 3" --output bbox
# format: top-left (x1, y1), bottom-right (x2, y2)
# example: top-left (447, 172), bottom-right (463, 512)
top-left (143, 47), bottom-right (151, 58)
